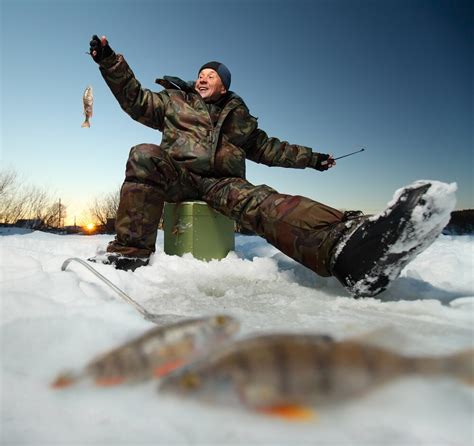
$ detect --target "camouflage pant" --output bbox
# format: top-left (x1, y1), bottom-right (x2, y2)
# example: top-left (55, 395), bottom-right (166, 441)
top-left (109, 144), bottom-right (360, 276)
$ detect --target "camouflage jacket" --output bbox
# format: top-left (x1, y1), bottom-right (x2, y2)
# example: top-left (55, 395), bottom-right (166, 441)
top-left (99, 53), bottom-right (314, 178)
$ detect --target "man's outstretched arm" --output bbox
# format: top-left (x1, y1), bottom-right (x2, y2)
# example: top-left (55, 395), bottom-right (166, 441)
top-left (242, 125), bottom-right (335, 171)
top-left (89, 35), bottom-right (166, 131)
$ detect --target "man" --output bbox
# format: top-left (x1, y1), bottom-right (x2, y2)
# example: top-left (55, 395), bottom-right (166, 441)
top-left (88, 35), bottom-right (452, 298)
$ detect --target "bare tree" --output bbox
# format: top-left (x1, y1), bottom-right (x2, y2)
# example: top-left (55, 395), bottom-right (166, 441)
top-left (89, 189), bottom-right (120, 226)
top-left (0, 169), bottom-right (19, 223)
top-left (0, 169), bottom-right (30, 224)
top-left (43, 201), bottom-right (67, 229)
top-left (0, 169), bottom-right (17, 197)
top-left (0, 168), bottom-right (58, 226)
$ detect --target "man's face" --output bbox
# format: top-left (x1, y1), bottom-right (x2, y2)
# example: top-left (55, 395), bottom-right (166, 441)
top-left (195, 69), bottom-right (227, 103)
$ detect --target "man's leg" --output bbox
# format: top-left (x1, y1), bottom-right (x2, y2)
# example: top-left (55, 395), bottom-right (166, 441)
top-left (107, 143), bottom-right (197, 262)
top-left (198, 177), bottom-right (358, 277)
top-left (200, 177), bottom-right (454, 298)
top-left (109, 182), bottom-right (163, 258)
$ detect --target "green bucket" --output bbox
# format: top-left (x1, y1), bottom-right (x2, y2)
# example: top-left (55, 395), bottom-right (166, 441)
top-left (163, 201), bottom-right (235, 261)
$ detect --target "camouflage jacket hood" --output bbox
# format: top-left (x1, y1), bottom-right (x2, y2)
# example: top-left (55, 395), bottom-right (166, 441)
top-left (99, 53), bottom-right (314, 178)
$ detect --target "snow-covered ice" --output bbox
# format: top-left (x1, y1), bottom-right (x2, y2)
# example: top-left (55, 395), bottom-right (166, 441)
top-left (1, 227), bottom-right (473, 445)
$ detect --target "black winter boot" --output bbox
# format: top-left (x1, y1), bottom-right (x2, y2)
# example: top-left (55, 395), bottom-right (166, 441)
top-left (332, 181), bottom-right (455, 298)
top-left (88, 253), bottom-right (149, 272)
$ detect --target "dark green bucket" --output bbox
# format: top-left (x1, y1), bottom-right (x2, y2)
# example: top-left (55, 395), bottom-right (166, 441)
top-left (163, 201), bottom-right (235, 261)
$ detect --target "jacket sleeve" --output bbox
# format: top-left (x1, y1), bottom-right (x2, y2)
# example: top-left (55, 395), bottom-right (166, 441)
top-left (240, 113), bottom-right (313, 169)
top-left (236, 106), bottom-right (312, 169)
top-left (98, 53), bottom-right (167, 131)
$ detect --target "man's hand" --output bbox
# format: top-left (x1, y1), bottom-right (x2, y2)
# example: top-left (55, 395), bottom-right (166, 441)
top-left (310, 153), bottom-right (336, 171)
top-left (89, 35), bottom-right (113, 63)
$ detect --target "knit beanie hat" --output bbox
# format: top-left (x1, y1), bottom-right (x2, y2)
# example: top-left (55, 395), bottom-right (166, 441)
top-left (198, 61), bottom-right (231, 90)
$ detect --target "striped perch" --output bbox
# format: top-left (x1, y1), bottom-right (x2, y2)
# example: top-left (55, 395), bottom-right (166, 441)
top-left (51, 315), bottom-right (239, 388)
top-left (158, 333), bottom-right (474, 421)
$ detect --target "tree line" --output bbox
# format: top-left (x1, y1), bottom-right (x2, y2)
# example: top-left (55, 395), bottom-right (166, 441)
top-left (1, 169), bottom-right (252, 233)
top-left (0, 169), bottom-right (66, 228)
top-left (0, 169), bottom-right (119, 230)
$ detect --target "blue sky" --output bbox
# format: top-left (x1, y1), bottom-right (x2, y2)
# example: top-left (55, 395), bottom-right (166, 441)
top-left (1, 0), bottom-right (472, 224)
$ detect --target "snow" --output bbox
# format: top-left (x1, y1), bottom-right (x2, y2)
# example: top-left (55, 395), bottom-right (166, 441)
top-left (1, 226), bottom-right (473, 445)
top-left (390, 180), bottom-right (456, 252)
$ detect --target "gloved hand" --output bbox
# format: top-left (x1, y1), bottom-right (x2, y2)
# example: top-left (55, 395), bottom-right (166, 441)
top-left (309, 152), bottom-right (336, 171)
top-left (89, 35), bottom-right (113, 63)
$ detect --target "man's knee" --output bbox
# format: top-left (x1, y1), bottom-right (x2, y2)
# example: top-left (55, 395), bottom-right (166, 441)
top-left (125, 143), bottom-right (167, 181)
top-left (201, 177), bottom-right (276, 223)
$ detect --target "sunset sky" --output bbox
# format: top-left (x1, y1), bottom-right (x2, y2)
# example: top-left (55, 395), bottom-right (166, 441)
top-left (1, 0), bottom-right (472, 225)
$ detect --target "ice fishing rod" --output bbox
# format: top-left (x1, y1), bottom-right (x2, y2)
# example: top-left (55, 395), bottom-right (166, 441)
top-left (334, 148), bottom-right (365, 160)
top-left (61, 257), bottom-right (182, 325)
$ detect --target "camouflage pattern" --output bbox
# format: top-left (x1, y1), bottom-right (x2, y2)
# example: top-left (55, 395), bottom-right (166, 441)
top-left (99, 54), bottom-right (314, 178)
top-left (108, 144), bottom-right (199, 257)
top-left (199, 178), bottom-right (357, 276)
top-left (100, 53), bottom-right (361, 275)
top-left (107, 144), bottom-right (360, 277)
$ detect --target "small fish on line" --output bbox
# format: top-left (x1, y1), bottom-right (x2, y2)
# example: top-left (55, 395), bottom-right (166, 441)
top-left (51, 314), bottom-right (239, 389)
top-left (82, 85), bottom-right (93, 128)
top-left (158, 333), bottom-right (474, 421)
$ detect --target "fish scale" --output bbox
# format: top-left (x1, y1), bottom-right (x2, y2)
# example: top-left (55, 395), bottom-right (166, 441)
top-left (51, 314), bottom-right (240, 388)
top-left (158, 333), bottom-right (474, 419)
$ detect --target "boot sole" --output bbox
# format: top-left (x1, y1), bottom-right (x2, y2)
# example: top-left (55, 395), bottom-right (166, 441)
top-left (334, 181), bottom-right (456, 297)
